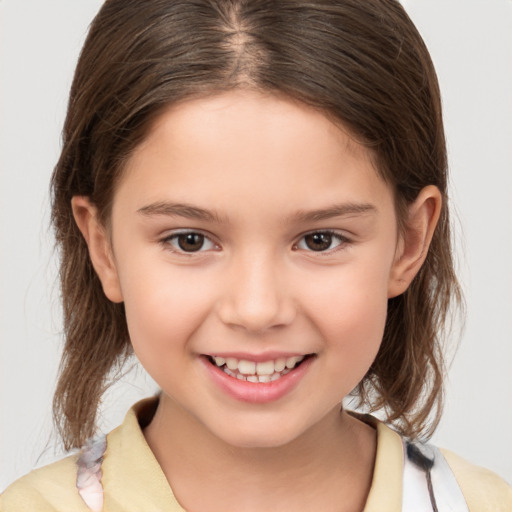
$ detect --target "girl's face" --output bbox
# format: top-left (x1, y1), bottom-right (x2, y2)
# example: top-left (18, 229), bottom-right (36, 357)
top-left (99, 90), bottom-right (408, 448)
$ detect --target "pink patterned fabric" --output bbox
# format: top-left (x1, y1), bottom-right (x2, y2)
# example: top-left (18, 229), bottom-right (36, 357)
top-left (76, 435), bottom-right (107, 512)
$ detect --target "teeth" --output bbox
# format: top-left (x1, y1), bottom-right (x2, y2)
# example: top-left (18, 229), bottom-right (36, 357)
top-left (256, 360), bottom-right (275, 375)
top-left (238, 360), bottom-right (256, 375)
top-left (286, 356), bottom-right (303, 369)
top-left (285, 356), bottom-right (295, 369)
top-left (225, 358), bottom-right (238, 370)
top-left (274, 358), bottom-right (286, 372)
top-left (211, 354), bottom-right (308, 382)
top-left (224, 367), bottom-right (236, 377)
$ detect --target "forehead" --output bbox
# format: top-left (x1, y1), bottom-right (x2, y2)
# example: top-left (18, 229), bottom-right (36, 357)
top-left (143, 90), bottom-right (370, 163)
top-left (116, 90), bottom-right (393, 219)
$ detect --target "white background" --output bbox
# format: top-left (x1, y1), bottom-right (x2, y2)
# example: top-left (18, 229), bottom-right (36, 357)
top-left (1, 0), bottom-right (511, 491)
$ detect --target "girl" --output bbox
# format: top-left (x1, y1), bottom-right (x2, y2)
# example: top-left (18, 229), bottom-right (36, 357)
top-left (2, 0), bottom-right (511, 510)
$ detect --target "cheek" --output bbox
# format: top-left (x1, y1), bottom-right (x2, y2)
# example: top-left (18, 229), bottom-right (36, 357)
top-left (315, 288), bottom-right (387, 396)
top-left (301, 258), bottom-right (390, 361)
top-left (116, 257), bottom-right (215, 365)
top-left (319, 290), bottom-right (387, 357)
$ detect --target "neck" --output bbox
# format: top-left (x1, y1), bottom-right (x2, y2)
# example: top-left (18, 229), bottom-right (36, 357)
top-left (144, 395), bottom-right (376, 512)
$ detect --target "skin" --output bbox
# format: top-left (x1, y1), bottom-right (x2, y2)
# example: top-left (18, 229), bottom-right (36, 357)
top-left (73, 89), bottom-right (441, 511)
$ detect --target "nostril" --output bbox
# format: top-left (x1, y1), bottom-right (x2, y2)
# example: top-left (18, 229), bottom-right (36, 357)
top-left (216, 297), bottom-right (297, 333)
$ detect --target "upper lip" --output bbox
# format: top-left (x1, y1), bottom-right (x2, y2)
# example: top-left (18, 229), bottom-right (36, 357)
top-left (203, 351), bottom-right (313, 363)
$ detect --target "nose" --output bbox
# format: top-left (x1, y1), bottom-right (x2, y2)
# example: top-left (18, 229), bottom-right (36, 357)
top-left (216, 251), bottom-right (296, 333)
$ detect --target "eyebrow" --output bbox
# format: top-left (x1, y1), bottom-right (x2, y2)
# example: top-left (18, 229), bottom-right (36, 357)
top-left (289, 203), bottom-right (377, 223)
top-left (137, 201), bottom-right (377, 223)
top-left (137, 202), bottom-right (227, 223)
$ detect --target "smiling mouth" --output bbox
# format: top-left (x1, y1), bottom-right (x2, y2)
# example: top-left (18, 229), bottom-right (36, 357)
top-left (207, 354), bottom-right (313, 383)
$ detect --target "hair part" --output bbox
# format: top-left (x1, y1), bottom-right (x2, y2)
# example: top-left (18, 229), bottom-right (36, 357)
top-left (52, 0), bottom-right (462, 449)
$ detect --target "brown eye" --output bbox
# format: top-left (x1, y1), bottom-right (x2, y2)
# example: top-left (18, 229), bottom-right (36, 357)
top-left (163, 231), bottom-right (216, 253)
top-left (304, 232), bottom-right (333, 251)
top-left (177, 233), bottom-right (205, 252)
top-left (295, 231), bottom-right (348, 253)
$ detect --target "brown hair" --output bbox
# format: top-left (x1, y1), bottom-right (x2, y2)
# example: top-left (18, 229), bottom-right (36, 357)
top-left (52, 0), bottom-right (461, 450)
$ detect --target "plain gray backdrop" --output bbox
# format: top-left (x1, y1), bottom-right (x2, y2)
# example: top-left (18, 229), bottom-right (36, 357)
top-left (1, 0), bottom-right (511, 491)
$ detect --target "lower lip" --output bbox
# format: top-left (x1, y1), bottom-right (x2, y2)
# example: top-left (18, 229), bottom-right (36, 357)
top-left (201, 356), bottom-right (314, 404)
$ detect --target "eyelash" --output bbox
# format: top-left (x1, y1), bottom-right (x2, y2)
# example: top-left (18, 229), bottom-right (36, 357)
top-left (160, 229), bottom-right (351, 255)
top-left (160, 230), bottom-right (218, 255)
top-left (293, 230), bottom-right (350, 254)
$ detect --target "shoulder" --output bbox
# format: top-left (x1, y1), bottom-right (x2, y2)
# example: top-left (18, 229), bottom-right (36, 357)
top-left (0, 453), bottom-right (91, 511)
top-left (441, 448), bottom-right (512, 512)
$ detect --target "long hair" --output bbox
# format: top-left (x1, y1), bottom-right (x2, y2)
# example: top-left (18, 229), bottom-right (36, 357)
top-left (51, 0), bottom-right (461, 449)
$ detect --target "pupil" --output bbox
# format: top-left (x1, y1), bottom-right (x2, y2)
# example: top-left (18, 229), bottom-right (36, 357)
top-left (178, 233), bottom-right (204, 252)
top-left (305, 233), bottom-right (332, 251)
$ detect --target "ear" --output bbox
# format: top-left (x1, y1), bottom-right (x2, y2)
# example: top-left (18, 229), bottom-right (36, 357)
top-left (388, 185), bottom-right (442, 298)
top-left (71, 196), bottom-right (124, 303)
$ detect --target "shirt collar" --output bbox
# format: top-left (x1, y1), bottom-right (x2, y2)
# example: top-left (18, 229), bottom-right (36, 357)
top-left (101, 397), bottom-right (404, 512)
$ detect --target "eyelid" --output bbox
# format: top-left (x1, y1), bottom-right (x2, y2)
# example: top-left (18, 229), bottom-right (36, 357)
top-left (158, 228), bottom-right (351, 255)
top-left (160, 229), bottom-right (219, 254)
top-left (293, 229), bottom-right (351, 253)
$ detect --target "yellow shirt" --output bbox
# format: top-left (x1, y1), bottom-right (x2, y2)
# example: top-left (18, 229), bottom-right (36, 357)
top-left (2, 398), bottom-right (511, 511)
